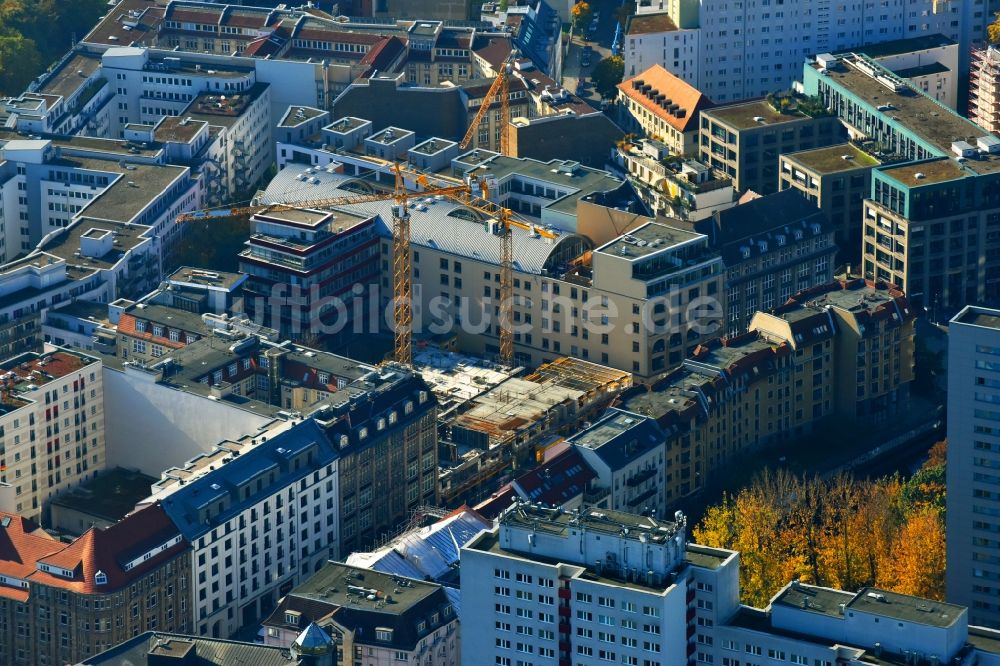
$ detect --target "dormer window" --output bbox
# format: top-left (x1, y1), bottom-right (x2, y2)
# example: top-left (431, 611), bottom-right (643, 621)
top-left (318, 372), bottom-right (330, 385)
top-left (285, 610), bottom-right (301, 626)
top-left (388, 411), bottom-right (398, 425)
top-left (169, 330), bottom-right (180, 342)
top-left (95, 570), bottom-right (108, 585)
top-left (418, 390), bottom-right (428, 404)
top-left (135, 320), bottom-right (146, 333)
top-left (416, 620), bottom-right (426, 633)
top-left (152, 325), bottom-right (163, 337)
top-left (404, 401), bottom-right (414, 415)
top-left (359, 427), bottom-right (368, 440)
top-left (376, 628), bottom-right (393, 642)
top-left (377, 418), bottom-right (386, 431)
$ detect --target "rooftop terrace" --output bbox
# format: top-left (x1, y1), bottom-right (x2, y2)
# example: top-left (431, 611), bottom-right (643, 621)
top-left (814, 56), bottom-right (1000, 175)
top-left (782, 142), bottom-right (880, 174)
top-left (596, 221), bottom-right (704, 259)
top-left (704, 99), bottom-right (812, 130)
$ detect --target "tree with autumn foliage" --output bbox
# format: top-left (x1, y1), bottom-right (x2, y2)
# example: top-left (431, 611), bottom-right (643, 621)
top-left (990, 12), bottom-right (1000, 44)
top-left (693, 443), bottom-right (947, 607)
top-left (571, 2), bottom-right (593, 34)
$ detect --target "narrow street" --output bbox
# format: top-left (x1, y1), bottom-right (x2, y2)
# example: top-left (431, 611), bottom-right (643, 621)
top-left (562, 0), bottom-right (620, 108)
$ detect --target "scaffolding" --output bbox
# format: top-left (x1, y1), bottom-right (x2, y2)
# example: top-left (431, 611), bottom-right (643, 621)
top-left (970, 45), bottom-right (1000, 134)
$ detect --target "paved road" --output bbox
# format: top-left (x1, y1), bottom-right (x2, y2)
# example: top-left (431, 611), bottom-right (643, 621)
top-left (562, 0), bottom-right (620, 107)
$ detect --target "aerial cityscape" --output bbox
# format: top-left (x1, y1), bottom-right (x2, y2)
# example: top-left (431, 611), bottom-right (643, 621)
top-left (0, 0), bottom-right (998, 663)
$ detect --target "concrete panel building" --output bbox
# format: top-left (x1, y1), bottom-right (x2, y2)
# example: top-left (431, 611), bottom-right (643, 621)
top-left (947, 306), bottom-right (1000, 628)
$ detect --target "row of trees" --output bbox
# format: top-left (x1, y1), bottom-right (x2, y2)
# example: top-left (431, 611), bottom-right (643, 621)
top-left (692, 441), bottom-right (946, 607)
top-left (0, 0), bottom-right (108, 95)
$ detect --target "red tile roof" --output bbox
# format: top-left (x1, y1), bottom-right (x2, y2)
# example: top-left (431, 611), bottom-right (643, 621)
top-left (0, 513), bottom-right (62, 601)
top-left (618, 64), bottom-right (713, 134)
top-left (29, 504), bottom-right (186, 594)
top-left (117, 313), bottom-right (189, 350)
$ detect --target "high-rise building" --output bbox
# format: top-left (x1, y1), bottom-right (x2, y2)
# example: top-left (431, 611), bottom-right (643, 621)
top-left (946, 305), bottom-right (1000, 627)
top-left (463, 501), bottom-right (1000, 665)
top-left (622, 0), bottom-right (979, 104)
top-left (460, 502), bottom-right (740, 666)
top-left (972, 44), bottom-right (1000, 136)
top-left (0, 348), bottom-right (105, 523)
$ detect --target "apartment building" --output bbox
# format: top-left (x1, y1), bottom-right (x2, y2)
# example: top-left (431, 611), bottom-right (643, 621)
top-left (847, 34), bottom-right (960, 110)
top-left (465, 500), bottom-right (1000, 666)
top-left (239, 206), bottom-right (381, 344)
top-left (616, 279), bottom-right (914, 502)
top-left (568, 408), bottom-right (669, 516)
top-left (0, 349), bottom-right (105, 523)
top-left (262, 563), bottom-right (459, 666)
top-left (972, 45), bottom-right (1000, 135)
top-left (694, 189), bottom-right (836, 336)
top-left (618, 140), bottom-right (736, 220)
top-left (946, 306), bottom-right (1000, 628)
top-left (312, 367), bottom-right (439, 555)
top-left (0, 254), bottom-right (108, 352)
top-left (698, 97), bottom-right (846, 196)
top-left (623, 0), bottom-right (980, 104)
top-left (117, 267), bottom-right (247, 363)
top-left (803, 52), bottom-right (1000, 309)
top-left (779, 142), bottom-right (882, 259)
top-left (0, 503), bottom-right (191, 666)
top-left (751, 279), bottom-right (916, 422)
top-left (0, 133), bottom-right (199, 263)
top-left (461, 501), bottom-right (739, 666)
top-left (617, 65), bottom-right (713, 157)
top-left (145, 418), bottom-right (340, 639)
top-left (622, 11), bottom-right (700, 83)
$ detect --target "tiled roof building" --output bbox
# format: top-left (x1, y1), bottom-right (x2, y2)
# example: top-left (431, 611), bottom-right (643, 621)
top-left (0, 504), bottom-right (191, 665)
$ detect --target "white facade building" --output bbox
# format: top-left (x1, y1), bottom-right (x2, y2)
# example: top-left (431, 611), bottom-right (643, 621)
top-left (461, 502), bottom-right (740, 666)
top-left (0, 348), bottom-right (105, 524)
top-left (947, 306), bottom-right (1000, 629)
top-left (142, 418), bottom-right (342, 639)
top-left (624, 0), bottom-right (983, 104)
top-left (463, 501), bottom-right (1000, 665)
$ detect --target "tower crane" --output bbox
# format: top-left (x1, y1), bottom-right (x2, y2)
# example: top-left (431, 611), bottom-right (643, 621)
top-left (175, 164), bottom-right (474, 367)
top-left (437, 187), bottom-right (558, 366)
top-left (460, 52), bottom-right (516, 155)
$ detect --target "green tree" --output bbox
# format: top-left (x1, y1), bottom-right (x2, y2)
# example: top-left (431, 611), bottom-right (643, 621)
top-left (571, 2), bottom-right (593, 34)
top-left (591, 55), bottom-right (625, 98)
top-left (0, 34), bottom-right (41, 95)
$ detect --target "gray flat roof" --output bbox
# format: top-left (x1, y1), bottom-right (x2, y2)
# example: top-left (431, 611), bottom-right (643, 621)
top-left (167, 266), bottom-right (245, 291)
top-left (78, 162), bottom-right (188, 223)
top-left (781, 142), bottom-right (880, 174)
top-left (847, 33), bottom-right (957, 59)
top-left (39, 52), bottom-right (103, 100)
top-left (773, 583), bottom-right (855, 619)
top-left (596, 221), bottom-right (702, 258)
top-left (846, 587), bottom-right (964, 628)
top-left (703, 100), bottom-right (811, 131)
top-left (155, 116), bottom-right (207, 143)
top-left (49, 467), bottom-right (156, 522)
top-left (288, 562), bottom-right (441, 615)
top-left (815, 57), bottom-right (1000, 175)
top-left (40, 217), bottom-right (152, 269)
top-left (183, 82), bottom-right (269, 129)
top-left (953, 305), bottom-right (1000, 330)
top-left (278, 106), bottom-right (326, 128)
